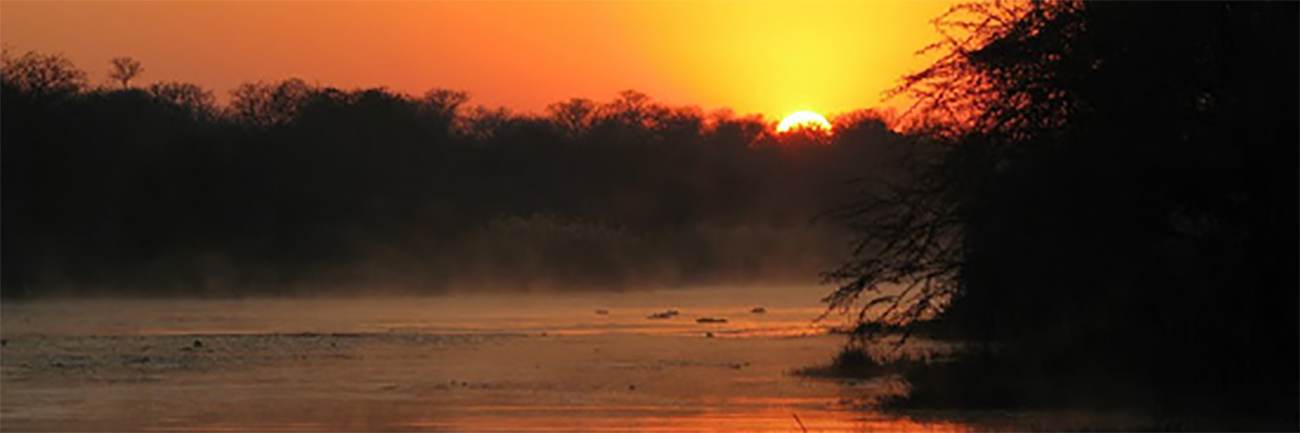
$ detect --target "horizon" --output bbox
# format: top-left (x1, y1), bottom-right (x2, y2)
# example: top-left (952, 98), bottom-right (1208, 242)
top-left (0, 1), bottom-right (958, 118)
top-left (3, 2), bottom-right (1295, 431)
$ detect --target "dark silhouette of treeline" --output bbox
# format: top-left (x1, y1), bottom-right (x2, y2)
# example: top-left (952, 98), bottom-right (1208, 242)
top-left (1, 49), bottom-right (915, 297)
top-left (826, 1), bottom-right (1297, 425)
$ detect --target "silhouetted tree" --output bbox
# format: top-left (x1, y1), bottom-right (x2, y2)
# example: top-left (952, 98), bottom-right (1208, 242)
top-left (1, 58), bottom-right (909, 303)
top-left (706, 109), bottom-right (767, 150)
top-left (827, 0), bottom-right (1298, 420)
top-left (147, 81), bottom-right (217, 121)
top-left (458, 106), bottom-right (516, 142)
top-left (229, 78), bottom-right (313, 128)
top-left (419, 88), bottom-right (469, 136)
top-left (653, 106), bottom-right (706, 147)
top-left (108, 56), bottom-right (143, 89)
top-left (546, 97), bottom-right (596, 140)
top-left (1, 50), bottom-right (86, 100)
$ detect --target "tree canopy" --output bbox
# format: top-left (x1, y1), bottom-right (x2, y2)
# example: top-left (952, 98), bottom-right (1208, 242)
top-left (826, 0), bottom-right (1297, 419)
top-left (0, 53), bottom-right (915, 297)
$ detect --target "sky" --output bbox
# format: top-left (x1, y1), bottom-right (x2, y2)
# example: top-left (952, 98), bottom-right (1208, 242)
top-left (0, 1), bottom-right (958, 119)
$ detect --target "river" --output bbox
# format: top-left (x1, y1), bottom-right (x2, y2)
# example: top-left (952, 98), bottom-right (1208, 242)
top-left (0, 285), bottom-right (1138, 432)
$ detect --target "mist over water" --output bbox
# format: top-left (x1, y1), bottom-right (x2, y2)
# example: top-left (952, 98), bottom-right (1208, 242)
top-left (0, 33), bottom-right (929, 432)
top-left (2, 286), bottom-right (837, 337)
top-left (0, 286), bottom-right (971, 432)
top-left (0, 78), bottom-right (912, 298)
top-left (3, 0), bottom-right (1296, 430)
top-left (0, 286), bottom-right (1157, 432)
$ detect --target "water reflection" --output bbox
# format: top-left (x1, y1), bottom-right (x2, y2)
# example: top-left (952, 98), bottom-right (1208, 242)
top-left (3, 287), bottom-right (982, 432)
top-left (408, 400), bottom-right (973, 433)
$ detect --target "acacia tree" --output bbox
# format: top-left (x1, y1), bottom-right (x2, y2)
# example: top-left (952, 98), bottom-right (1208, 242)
top-left (824, 0), bottom-right (1151, 344)
top-left (838, 2), bottom-right (1298, 420)
top-left (457, 106), bottom-right (515, 142)
top-left (705, 110), bottom-right (767, 150)
top-left (229, 78), bottom-right (313, 128)
top-left (108, 56), bottom-right (144, 89)
top-left (1, 50), bottom-right (87, 100)
top-left (822, 1), bottom-right (1073, 344)
top-left (147, 81), bottom-right (217, 121)
top-left (595, 90), bottom-right (669, 131)
top-left (546, 97), bottom-right (596, 140)
top-left (826, 6), bottom-right (1298, 416)
top-left (419, 88), bottom-right (469, 136)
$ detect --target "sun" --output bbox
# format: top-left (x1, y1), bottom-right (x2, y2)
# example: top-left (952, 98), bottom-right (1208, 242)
top-left (776, 110), bottom-right (832, 133)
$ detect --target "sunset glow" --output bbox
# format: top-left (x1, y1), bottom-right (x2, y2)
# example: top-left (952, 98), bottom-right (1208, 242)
top-left (4, 2), bottom-right (1293, 431)
top-left (0, 1), bottom-right (958, 117)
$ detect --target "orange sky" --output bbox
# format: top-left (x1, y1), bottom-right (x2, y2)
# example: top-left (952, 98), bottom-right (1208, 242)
top-left (0, 1), bottom-right (957, 119)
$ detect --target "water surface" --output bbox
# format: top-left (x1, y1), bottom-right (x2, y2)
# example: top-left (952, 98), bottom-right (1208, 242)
top-left (0, 286), bottom-right (1126, 432)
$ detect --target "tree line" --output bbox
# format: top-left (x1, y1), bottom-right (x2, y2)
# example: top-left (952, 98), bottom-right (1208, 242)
top-left (1, 49), bottom-right (915, 297)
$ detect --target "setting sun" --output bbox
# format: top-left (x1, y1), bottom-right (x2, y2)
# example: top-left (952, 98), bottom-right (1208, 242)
top-left (777, 110), bottom-right (832, 133)
top-left (1, 1), bottom-right (1292, 431)
top-left (0, 1), bottom-right (958, 117)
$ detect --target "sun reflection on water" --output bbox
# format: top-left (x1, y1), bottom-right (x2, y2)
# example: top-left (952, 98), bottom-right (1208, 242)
top-left (405, 400), bottom-right (974, 433)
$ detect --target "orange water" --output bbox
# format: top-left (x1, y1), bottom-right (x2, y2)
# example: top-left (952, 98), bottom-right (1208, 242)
top-left (0, 286), bottom-right (1106, 432)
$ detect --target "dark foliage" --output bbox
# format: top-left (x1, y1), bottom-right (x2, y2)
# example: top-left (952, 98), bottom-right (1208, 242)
top-left (1, 53), bottom-right (914, 297)
top-left (826, 0), bottom-right (1298, 422)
